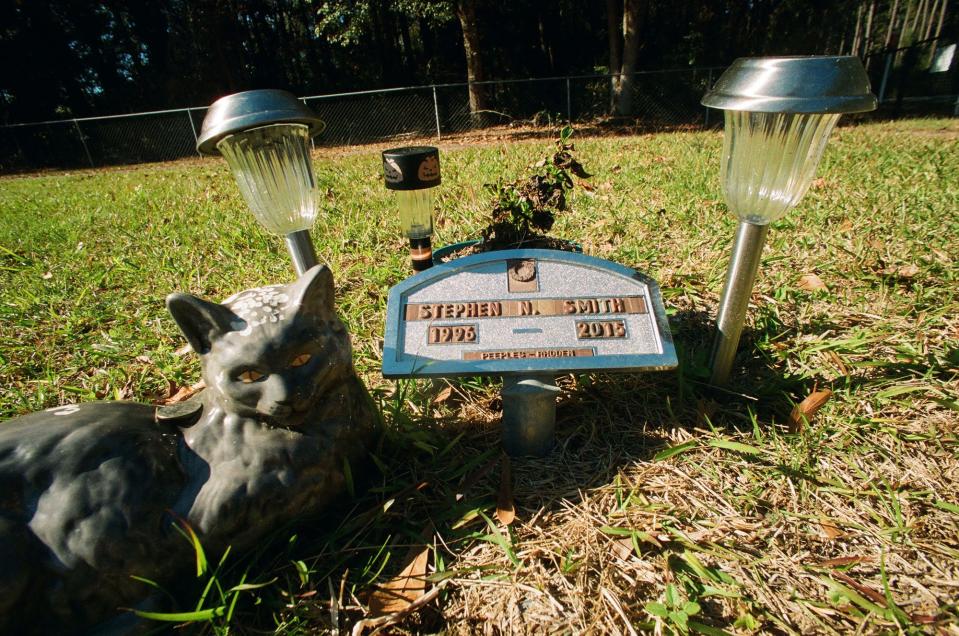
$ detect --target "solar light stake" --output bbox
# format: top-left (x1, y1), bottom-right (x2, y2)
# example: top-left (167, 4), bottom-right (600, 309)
top-left (382, 146), bottom-right (441, 272)
top-left (197, 90), bottom-right (326, 276)
top-left (709, 221), bottom-right (768, 385)
top-left (702, 56), bottom-right (876, 386)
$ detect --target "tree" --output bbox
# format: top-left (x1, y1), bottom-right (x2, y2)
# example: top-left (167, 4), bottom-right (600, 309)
top-left (455, 0), bottom-right (489, 124)
top-left (610, 0), bottom-right (642, 116)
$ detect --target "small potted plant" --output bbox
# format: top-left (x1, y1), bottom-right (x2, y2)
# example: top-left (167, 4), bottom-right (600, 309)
top-left (435, 126), bottom-right (589, 262)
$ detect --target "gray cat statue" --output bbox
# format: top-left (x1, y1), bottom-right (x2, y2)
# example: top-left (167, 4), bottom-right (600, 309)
top-left (0, 264), bottom-right (378, 634)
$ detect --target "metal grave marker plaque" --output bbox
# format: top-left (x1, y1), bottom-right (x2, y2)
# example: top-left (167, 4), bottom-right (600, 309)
top-left (383, 249), bottom-right (677, 378)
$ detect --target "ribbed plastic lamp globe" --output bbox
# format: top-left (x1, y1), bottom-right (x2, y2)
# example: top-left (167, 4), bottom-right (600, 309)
top-left (382, 146), bottom-right (441, 272)
top-left (197, 89), bottom-right (326, 275)
top-left (702, 57), bottom-right (876, 385)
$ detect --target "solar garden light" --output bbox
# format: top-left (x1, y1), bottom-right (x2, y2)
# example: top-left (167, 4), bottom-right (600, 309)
top-left (197, 89), bottom-right (326, 276)
top-left (701, 56), bottom-right (876, 386)
top-left (382, 146), bottom-right (441, 272)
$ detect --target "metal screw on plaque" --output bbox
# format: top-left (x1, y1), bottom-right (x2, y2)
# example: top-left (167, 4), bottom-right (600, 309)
top-left (197, 89), bottom-right (326, 276)
top-left (701, 56), bottom-right (876, 386)
top-left (382, 146), bottom-right (441, 272)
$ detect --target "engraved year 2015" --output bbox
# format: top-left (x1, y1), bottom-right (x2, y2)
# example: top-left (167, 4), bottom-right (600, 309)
top-left (428, 324), bottom-right (477, 344)
top-left (576, 320), bottom-right (627, 339)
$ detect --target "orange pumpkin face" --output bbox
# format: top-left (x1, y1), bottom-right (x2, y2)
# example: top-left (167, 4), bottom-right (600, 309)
top-left (417, 155), bottom-right (439, 181)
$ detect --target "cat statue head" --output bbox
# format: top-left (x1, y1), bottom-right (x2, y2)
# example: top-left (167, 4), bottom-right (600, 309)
top-left (166, 265), bottom-right (356, 431)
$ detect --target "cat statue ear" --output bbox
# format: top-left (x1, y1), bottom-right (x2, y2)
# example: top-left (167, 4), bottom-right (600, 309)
top-left (291, 265), bottom-right (336, 318)
top-left (166, 293), bottom-right (241, 355)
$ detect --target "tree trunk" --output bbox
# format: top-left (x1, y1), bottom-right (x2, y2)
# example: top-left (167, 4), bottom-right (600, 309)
top-left (929, 0), bottom-right (947, 57)
top-left (884, 0), bottom-right (901, 49)
top-left (606, 0), bottom-right (621, 110)
top-left (614, 0), bottom-right (641, 116)
top-left (852, 1), bottom-right (864, 56)
top-left (456, 0), bottom-right (487, 125)
top-left (863, 0), bottom-right (876, 67)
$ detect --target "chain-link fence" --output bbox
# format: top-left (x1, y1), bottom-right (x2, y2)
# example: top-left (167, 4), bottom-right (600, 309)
top-left (863, 36), bottom-right (959, 118)
top-left (1, 55), bottom-right (955, 174)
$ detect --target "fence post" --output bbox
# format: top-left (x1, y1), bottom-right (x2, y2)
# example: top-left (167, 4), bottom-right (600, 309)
top-left (878, 53), bottom-right (893, 103)
top-left (566, 77), bottom-right (572, 122)
top-left (73, 119), bottom-right (94, 168)
top-left (432, 86), bottom-right (442, 140)
top-left (185, 109), bottom-right (201, 156)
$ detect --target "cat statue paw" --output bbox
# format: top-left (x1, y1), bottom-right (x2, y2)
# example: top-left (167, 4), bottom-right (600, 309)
top-left (0, 265), bottom-right (377, 634)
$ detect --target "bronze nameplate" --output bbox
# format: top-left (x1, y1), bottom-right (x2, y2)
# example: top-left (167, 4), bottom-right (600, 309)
top-left (428, 324), bottom-right (477, 344)
top-left (405, 296), bottom-right (647, 321)
top-left (463, 348), bottom-right (594, 361)
top-left (576, 319), bottom-right (627, 339)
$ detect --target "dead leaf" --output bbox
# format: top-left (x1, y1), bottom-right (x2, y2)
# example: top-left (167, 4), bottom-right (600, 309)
top-left (368, 545), bottom-right (430, 615)
top-left (909, 614), bottom-right (938, 624)
top-left (161, 380), bottom-right (205, 405)
top-left (135, 355), bottom-right (153, 364)
top-left (496, 454), bottom-right (516, 526)
top-left (789, 389), bottom-right (833, 432)
top-left (818, 516), bottom-right (845, 540)
top-left (798, 273), bottom-right (828, 292)
top-left (896, 263), bottom-right (919, 278)
top-left (811, 177), bottom-right (827, 190)
top-left (41, 271), bottom-right (53, 280)
top-left (832, 571), bottom-right (887, 606)
top-left (611, 537), bottom-right (635, 562)
top-left (816, 556), bottom-right (870, 568)
top-left (839, 219), bottom-right (854, 232)
top-left (432, 385), bottom-right (452, 404)
top-left (827, 351), bottom-right (848, 376)
top-left (174, 344), bottom-right (193, 356)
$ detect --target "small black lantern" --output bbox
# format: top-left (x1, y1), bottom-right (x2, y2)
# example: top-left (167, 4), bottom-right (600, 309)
top-left (382, 146), bottom-right (441, 272)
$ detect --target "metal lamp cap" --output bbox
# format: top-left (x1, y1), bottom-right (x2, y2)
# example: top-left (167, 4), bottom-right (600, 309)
top-left (382, 146), bottom-right (441, 190)
top-left (197, 89), bottom-right (325, 155)
top-left (702, 56), bottom-right (877, 114)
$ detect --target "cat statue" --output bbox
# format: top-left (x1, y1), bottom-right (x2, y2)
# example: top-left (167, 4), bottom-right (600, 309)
top-left (0, 264), bottom-right (377, 634)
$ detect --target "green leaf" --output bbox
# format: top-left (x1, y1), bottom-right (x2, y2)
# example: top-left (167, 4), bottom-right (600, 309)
top-left (134, 606), bottom-right (225, 622)
top-left (227, 578), bottom-right (278, 593)
top-left (665, 583), bottom-right (681, 608)
top-left (294, 559), bottom-right (310, 587)
top-left (690, 620), bottom-right (733, 636)
top-left (599, 525), bottom-right (633, 536)
top-left (819, 576), bottom-right (887, 616)
top-left (933, 500), bottom-right (959, 514)
top-left (707, 439), bottom-right (763, 457)
top-left (645, 601), bottom-right (669, 618)
top-left (174, 518), bottom-right (207, 577)
top-left (654, 440), bottom-right (698, 462)
top-left (478, 511), bottom-right (520, 567)
top-left (342, 456), bottom-right (354, 497)
top-left (683, 601), bottom-right (701, 616)
top-left (669, 609), bottom-right (689, 631)
top-left (876, 384), bottom-right (926, 399)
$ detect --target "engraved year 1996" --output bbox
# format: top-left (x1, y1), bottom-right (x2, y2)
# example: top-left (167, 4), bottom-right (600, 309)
top-left (576, 319), bottom-right (627, 339)
top-left (428, 324), bottom-right (477, 344)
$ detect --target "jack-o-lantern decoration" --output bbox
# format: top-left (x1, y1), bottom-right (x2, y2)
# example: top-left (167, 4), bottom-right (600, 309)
top-left (381, 146), bottom-right (441, 190)
top-left (383, 157), bottom-right (403, 184)
top-left (417, 155), bottom-right (440, 182)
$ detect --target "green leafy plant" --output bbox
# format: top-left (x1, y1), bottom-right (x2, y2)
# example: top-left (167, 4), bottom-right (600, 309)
top-left (645, 584), bottom-right (702, 635)
top-left (479, 125), bottom-right (590, 249)
top-left (130, 518), bottom-right (274, 635)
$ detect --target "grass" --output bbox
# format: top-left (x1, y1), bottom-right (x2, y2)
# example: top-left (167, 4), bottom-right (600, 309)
top-left (1, 117), bottom-right (957, 634)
